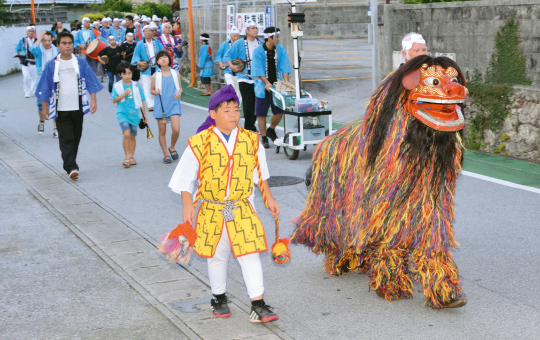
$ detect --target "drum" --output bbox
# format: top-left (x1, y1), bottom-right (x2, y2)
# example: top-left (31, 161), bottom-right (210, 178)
top-left (83, 39), bottom-right (107, 60)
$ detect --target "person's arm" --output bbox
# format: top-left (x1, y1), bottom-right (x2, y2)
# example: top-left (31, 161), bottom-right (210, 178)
top-left (34, 31), bottom-right (45, 47)
top-left (257, 180), bottom-right (280, 217)
top-left (97, 47), bottom-right (107, 64)
top-left (150, 74), bottom-right (160, 95)
top-left (176, 71), bottom-right (183, 97)
top-left (89, 92), bottom-right (97, 114)
top-left (111, 87), bottom-right (131, 103)
top-left (75, 31), bottom-right (86, 50)
top-left (197, 45), bottom-right (207, 69)
top-left (279, 45), bottom-right (292, 83)
top-left (181, 191), bottom-right (196, 224)
top-left (15, 38), bottom-right (23, 54)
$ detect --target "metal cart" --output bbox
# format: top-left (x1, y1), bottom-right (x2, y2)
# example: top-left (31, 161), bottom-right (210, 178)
top-left (270, 88), bottom-right (333, 160)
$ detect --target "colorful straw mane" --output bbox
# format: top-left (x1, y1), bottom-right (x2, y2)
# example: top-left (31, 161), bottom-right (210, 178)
top-left (292, 56), bottom-right (468, 308)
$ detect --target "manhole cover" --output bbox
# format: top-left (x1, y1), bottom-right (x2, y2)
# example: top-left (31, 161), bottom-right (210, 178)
top-left (267, 176), bottom-right (304, 187)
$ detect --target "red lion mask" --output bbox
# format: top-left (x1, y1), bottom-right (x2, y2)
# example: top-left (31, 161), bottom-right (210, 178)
top-left (402, 63), bottom-right (468, 131)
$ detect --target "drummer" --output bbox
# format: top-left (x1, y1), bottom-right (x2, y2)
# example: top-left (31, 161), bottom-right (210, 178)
top-left (131, 24), bottom-right (164, 111)
top-left (74, 17), bottom-right (102, 75)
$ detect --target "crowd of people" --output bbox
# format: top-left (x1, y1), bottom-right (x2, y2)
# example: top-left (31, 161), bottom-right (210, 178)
top-left (14, 16), bottom-right (466, 327)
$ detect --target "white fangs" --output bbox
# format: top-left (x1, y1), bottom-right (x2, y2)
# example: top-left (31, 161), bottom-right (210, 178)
top-left (417, 97), bottom-right (465, 104)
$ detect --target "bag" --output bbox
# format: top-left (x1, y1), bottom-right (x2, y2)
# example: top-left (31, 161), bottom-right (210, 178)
top-left (139, 118), bottom-right (147, 129)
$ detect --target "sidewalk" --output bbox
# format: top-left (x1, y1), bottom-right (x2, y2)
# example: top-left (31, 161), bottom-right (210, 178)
top-left (0, 131), bottom-right (191, 339)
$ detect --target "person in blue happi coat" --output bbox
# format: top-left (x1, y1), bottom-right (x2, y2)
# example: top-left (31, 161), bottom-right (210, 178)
top-left (35, 32), bottom-right (104, 181)
top-left (215, 26), bottom-right (242, 104)
top-left (29, 30), bottom-right (59, 137)
top-left (223, 20), bottom-right (263, 132)
top-left (251, 27), bottom-right (291, 148)
top-left (131, 24), bottom-right (164, 110)
top-left (198, 33), bottom-right (215, 96)
top-left (74, 17), bottom-right (102, 75)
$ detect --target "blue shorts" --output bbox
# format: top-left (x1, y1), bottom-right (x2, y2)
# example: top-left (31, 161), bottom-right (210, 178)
top-left (254, 90), bottom-right (283, 117)
top-left (119, 121), bottom-right (138, 136)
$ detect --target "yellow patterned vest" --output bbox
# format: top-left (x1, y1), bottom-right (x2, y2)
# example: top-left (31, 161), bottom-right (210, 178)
top-left (188, 128), bottom-right (268, 258)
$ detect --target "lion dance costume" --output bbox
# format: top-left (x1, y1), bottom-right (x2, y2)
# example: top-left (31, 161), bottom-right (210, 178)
top-left (292, 56), bottom-right (468, 308)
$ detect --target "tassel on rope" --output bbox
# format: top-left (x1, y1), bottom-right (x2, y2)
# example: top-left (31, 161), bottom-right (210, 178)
top-left (239, 127), bottom-right (291, 265)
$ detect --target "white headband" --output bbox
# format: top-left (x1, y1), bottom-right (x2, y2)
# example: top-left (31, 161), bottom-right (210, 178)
top-left (245, 20), bottom-right (257, 29)
top-left (108, 35), bottom-right (116, 40)
top-left (143, 25), bottom-right (151, 32)
top-left (230, 26), bottom-right (239, 34)
top-left (126, 32), bottom-right (134, 37)
top-left (26, 26), bottom-right (35, 31)
top-left (402, 33), bottom-right (426, 51)
top-left (264, 31), bottom-right (280, 39)
top-left (200, 36), bottom-right (209, 41)
top-left (82, 17), bottom-right (90, 23)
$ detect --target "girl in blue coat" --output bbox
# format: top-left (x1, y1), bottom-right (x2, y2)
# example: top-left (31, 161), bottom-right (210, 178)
top-left (198, 33), bottom-right (215, 96)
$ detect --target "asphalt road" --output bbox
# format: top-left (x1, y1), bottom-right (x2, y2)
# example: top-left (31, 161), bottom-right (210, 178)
top-left (300, 38), bottom-right (373, 124)
top-left (1, 71), bottom-right (540, 339)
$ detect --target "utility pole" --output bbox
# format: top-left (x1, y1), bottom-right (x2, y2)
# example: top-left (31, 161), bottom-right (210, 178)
top-left (370, 0), bottom-right (380, 90)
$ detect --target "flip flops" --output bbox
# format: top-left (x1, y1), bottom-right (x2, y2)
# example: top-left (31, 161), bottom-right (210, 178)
top-left (129, 158), bottom-right (137, 166)
top-left (169, 148), bottom-right (179, 160)
top-left (163, 156), bottom-right (172, 164)
top-left (123, 159), bottom-right (130, 168)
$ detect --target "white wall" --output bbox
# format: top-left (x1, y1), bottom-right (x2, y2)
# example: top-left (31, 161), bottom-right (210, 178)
top-left (0, 24), bottom-right (51, 76)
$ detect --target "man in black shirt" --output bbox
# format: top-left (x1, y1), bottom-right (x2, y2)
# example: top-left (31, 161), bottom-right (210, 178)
top-left (98, 36), bottom-right (122, 95)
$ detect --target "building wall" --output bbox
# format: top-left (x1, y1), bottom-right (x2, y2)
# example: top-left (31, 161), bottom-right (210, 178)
top-left (300, 4), bottom-right (383, 40)
top-left (380, 0), bottom-right (540, 85)
top-left (0, 24), bottom-right (51, 75)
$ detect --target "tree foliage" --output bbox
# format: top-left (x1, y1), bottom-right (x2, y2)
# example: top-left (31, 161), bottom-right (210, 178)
top-left (133, 2), bottom-right (173, 19)
top-left (95, 0), bottom-right (134, 13)
top-left (485, 15), bottom-right (531, 85)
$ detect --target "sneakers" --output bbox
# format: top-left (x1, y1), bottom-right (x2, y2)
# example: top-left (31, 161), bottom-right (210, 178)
top-left (261, 136), bottom-right (270, 149)
top-left (211, 294), bottom-right (231, 318)
top-left (250, 300), bottom-right (279, 323)
top-left (53, 129), bottom-right (58, 138)
top-left (266, 127), bottom-right (278, 142)
top-left (69, 170), bottom-right (79, 180)
top-left (38, 122), bottom-right (44, 135)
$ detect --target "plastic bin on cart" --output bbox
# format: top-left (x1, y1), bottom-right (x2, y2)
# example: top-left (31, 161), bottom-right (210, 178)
top-left (270, 87), bottom-right (312, 111)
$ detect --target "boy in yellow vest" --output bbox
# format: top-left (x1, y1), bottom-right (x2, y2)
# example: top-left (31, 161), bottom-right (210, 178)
top-left (168, 84), bottom-right (280, 323)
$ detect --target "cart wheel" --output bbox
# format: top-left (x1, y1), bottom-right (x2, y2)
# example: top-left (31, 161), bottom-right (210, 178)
top-left (283, 133), bottom-right (300, 160)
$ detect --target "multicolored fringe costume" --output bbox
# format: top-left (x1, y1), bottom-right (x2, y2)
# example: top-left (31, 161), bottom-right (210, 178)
top-left (292, 56), bottom-right (469, 308)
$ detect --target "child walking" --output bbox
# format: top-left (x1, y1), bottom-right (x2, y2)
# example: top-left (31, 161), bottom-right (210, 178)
top-left (168, 85), bottom-right (280, 323)
top-left (198, 33), bottom-right (215, 96)
top-left (112, 62), bottom-right (146, 168)
top-left (151, 50), bottom-right (183, 164)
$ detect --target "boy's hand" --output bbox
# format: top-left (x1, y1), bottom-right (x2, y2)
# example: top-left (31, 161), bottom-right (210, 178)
top-left (124, 88), bottom-right (132, 96)
top-left (267, 198), bottom-right (280, 217)
top-left (182, 205), bottom-right (195, 224)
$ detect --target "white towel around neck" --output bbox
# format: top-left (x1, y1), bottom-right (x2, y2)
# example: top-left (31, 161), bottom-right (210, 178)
top-left (155, 68), bottom-right (180, 93)
top-left (53, 53), bottom-right (79, 83)
top-left (113, 80), bottom-right (143, 109)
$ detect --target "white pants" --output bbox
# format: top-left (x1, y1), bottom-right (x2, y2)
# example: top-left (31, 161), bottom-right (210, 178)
top-left (207, 226), bottom-right (265, 299)
top-left (224, 73), bottom-right (242, 105)
top-left (22, 64), bottom-right (37, 97)
top-left (140, 74), bottom-right (154, 108)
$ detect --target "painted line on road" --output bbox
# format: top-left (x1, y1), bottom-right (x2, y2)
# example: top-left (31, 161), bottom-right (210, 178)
top-left (182, 101), bottom-right (208, 111)
top-left (303, 76), bottom-right (372, 82)
top-left (303, 65), bottom-right (371, 69)
top-left (462, 170), bottom-right (540, 195)
top-left (303, 57), bottom-right (371, 61)
top-left (303, 51), bottom-right (370, 55)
